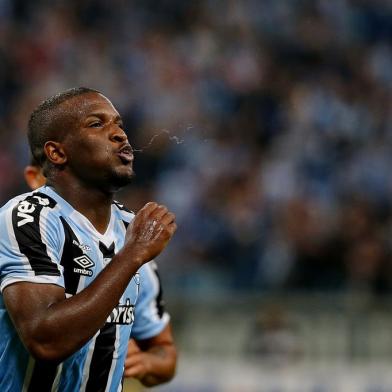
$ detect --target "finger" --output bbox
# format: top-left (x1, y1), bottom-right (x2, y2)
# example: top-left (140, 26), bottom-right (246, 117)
top-left (125, 356), bottom-right (137, 368)
top-left (124, 353), bottom-right (141, 368)
top-left (150, 205), bottom-right (168, 220)
top-left (160, 211), bottom-right (176, 226)
top-left (168, 222), bottom-right (177, 235)
top-left (138, 202), bottom-right (158, 217)
top-left (124, 363), bottom-right (145, 378)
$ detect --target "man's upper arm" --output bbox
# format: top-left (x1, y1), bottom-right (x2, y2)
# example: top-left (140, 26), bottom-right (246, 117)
top-left (0, 195), bottom-right (66, 357)
top-left (3, 282), bottom-right (66, 348)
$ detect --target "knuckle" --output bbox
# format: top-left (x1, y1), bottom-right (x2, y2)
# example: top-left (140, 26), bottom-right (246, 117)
top-left (158, 205), bottom-right (168, 213)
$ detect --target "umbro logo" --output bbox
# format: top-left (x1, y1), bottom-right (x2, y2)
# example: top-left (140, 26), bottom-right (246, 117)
top-left (73, 255), bottom-right (95, 276)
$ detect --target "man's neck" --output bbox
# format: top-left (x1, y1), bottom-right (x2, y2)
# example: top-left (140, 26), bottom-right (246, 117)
top-left (47, 179), bottom-right (114, 235)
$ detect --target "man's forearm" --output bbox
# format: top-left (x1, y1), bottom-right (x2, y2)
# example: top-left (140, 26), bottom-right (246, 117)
top-left (41, 252), bottom-right (142, 356)
top-left (4, 250), bottom-right (142, 362)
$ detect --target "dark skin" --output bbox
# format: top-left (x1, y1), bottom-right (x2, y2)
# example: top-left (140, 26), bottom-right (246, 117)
top-left (5, 92), bottom-right (177, 386)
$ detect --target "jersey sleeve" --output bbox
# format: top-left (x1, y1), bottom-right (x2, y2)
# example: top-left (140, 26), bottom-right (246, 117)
top-left (0, 196), bottom-right (65, 292)
top-left (131, 261), bottom-right (170, 340)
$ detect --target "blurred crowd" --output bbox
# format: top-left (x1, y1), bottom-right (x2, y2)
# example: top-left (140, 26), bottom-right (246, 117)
top-left (0, 0), bottom-right (391, 295)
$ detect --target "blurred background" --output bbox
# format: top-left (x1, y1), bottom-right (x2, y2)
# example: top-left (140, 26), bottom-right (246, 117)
top-left (1, 0), bottom-right (392, 390)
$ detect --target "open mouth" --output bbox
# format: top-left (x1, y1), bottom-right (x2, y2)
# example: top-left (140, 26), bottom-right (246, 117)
top-left (117, 145), bottom-right (134, 164)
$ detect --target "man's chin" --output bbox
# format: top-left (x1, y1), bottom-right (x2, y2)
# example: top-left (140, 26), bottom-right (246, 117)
top-left (109, 170), bottom-right (135, 189)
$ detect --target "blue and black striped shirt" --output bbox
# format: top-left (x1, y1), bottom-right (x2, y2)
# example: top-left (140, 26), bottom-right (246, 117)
top-left (0, 186), bottom-right (169, 391)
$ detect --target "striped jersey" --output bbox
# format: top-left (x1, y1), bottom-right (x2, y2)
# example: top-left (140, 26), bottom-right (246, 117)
top-left (0, 185), bottom-right (170, 392)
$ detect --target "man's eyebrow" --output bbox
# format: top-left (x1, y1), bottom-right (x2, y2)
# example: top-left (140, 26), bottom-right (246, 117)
top-left (85, 112), bottom-right (123, 122)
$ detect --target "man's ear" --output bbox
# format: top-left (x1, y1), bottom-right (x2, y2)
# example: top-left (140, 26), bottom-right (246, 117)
top-left (44, 141), bottom-right (67, 165)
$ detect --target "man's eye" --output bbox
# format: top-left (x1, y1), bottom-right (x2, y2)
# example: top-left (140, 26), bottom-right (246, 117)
top-left (89, 122), bottom-right (102, 128)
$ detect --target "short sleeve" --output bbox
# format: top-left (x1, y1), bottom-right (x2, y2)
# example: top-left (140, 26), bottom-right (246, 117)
top-left (131, 261), bottom-right (170, 340)
top-left (0, 195), bottom-right (64, 292)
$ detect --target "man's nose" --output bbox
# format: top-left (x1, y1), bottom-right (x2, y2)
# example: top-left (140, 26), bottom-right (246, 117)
top-left (110, 127), bottom-right (128, 143)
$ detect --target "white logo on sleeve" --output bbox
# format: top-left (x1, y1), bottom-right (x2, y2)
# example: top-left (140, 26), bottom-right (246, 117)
top-left (32, 195), bottom-right (50, 206)
top-left (17, 201), bottom-right (35, 227)
top-left (17, 197), bottom-right (51, 227)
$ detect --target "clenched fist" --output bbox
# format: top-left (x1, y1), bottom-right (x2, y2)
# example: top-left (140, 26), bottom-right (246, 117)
top-left (124, 202), bottom-right (177, 266)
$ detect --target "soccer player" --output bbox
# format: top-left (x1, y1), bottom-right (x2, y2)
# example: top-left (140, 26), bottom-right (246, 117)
top-left (0, 87), bottom-right (177, 391)
top-left (23, 157), bottom-right (177, 386)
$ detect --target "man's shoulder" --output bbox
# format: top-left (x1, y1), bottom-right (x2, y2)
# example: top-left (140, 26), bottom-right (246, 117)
top-left (1, 190), bottom-right (57, 208)
top-left (0, 190), bottom-right (61, 228)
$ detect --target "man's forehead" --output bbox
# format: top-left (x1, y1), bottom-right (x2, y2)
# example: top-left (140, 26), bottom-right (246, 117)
top-left (62, 92), bottom-right (119, 118)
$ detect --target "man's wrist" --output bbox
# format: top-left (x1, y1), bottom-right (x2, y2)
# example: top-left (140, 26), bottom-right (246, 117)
top-left (118, 244), bottom-right (148, 268)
